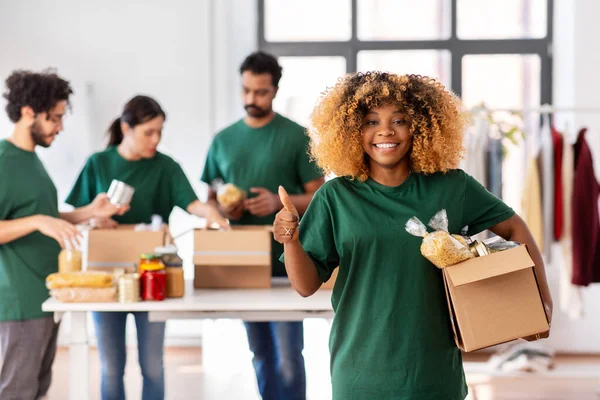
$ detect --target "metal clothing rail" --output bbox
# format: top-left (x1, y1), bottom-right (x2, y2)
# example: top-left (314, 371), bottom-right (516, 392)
top-left (467, 104), bottom-right (600, 114)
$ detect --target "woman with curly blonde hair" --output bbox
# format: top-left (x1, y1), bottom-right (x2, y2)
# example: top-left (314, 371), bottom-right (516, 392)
top-left (273, 72), bottom-right (552, 399)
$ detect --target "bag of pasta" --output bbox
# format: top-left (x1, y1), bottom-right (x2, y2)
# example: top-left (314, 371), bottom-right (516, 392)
top-left (46, 271), bottom-right (114, 289)
top-left (405, 209), bottom-right (474, 268)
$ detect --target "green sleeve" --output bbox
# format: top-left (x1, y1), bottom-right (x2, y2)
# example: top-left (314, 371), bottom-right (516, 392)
top-left (200, 140), bottom-right (223, 186)
top-left (461, 171), bottom-right (515, 236)
top-left (280, 189), bottom-right (339, 282)
top-left (0, 173), bottom-right (13, 219)
top-left (168, 161), bottom-right (199, 211)
top-left (296, 131), bottom-right (323, 185)
top-left (65, 159), bottom-right (97, 207)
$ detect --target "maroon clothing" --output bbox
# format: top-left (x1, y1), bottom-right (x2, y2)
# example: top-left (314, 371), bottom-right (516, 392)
top-left (552, 126), bottom-right (563, 240)
top-left (572, 128), bottom-right (600, 286)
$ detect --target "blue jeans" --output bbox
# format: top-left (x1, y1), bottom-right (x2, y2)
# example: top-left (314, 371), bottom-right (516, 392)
top-left (244, 321), bottom-right (306, 400)
top-left (93, 312), bottom-right (165, 400)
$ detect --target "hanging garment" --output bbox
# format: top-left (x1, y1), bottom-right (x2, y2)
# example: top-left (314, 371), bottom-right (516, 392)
top-left (552, 125), bottom-right (563, 240)
top-left (487, 127), bottom-right (503, 199)
top-left (572, 128), bottom-right (600, 286)
top-left (522, 157), bottom-right (544, 252)
top-left (559, 128), bottom-right (583, 318)
top-left (461, 110), bottom-right (488, 186)
top-left (539, 115), bottom-right (554, 262)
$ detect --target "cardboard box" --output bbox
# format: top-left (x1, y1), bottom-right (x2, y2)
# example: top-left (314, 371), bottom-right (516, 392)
top-left (85, 225), bottom-right (168, 271)
top-left (443, 245), bottom-right (549, 352)
top-left (193, 226), bottom-right (272, 289)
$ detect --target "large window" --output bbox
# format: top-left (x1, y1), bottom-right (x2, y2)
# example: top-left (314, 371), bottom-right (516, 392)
top-left (258, 0), bottom-right (553, 126)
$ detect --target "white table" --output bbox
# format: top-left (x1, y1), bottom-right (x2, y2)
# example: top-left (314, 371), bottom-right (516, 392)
top-left (42, 279), bottom-right (334, 400)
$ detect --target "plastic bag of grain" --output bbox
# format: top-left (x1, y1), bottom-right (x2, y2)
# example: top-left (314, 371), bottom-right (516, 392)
top-left (405, 209), bottom-right (473, 268)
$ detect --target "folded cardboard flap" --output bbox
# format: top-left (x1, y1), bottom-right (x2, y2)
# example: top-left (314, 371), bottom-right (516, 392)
top-left (445, 245), bottom-right (534, 286)
top-left (193, 227), bottom-right (271, 266)
top-left (443, 272), bottom-right (464, 350)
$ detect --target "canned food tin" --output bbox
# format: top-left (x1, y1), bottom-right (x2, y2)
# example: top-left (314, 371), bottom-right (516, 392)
top-left (487, 241), bottom-right (521, 253)
top-left (107, 179), bottom-right (135, 206)
top-left (118, 273), bottom-right (140, 303)
top-left (468, 240), bottom-right (490, 257)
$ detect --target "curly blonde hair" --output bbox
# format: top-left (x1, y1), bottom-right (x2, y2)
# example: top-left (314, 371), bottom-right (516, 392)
top-left (308, 72), bottom-right (468, 181)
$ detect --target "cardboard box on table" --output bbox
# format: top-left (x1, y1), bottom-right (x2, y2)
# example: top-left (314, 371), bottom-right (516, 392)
top-left (193, 226), bottom-right (272, 289)
top-left (84, 225), bottom-right (169, 272)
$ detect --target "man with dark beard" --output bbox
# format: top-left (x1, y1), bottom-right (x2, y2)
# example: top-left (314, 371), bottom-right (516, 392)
top-left (201, 52), bottom-right (324, 400)
top-left (0, 69), bottom-right (127, 400)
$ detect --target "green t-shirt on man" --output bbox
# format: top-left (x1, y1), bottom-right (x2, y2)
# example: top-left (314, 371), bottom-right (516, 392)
top-left (201, 113), bottom-right (323, 276)
top-left (284, 170), bottom-right (515, 399)
top-left (66, 146), bottom-right (198, 224)
top-left (0, 140), bottom-right (61, 321)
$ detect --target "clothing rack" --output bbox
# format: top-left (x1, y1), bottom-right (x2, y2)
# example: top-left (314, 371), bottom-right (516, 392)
top-left (463, 104), bottom-right (600, 383)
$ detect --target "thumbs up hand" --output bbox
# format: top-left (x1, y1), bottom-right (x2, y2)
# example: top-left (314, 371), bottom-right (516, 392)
top-left (273, 186), bottom-right (300, 244)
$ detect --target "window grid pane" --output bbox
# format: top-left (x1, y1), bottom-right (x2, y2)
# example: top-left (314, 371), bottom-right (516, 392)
top-left (274, 57), bottom-right (347, 127)
top-left (357, 0), bottom-right (451, 41)
top-left (264, 0), bottom-right (352, 42)
top-left (358, 50), bottom-right (451, 89)
top-left (457, 0), bottom-right (547, 39)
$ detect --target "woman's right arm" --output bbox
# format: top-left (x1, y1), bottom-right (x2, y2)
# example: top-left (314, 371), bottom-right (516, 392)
top-left (274, 186), bottom-right (322, 297)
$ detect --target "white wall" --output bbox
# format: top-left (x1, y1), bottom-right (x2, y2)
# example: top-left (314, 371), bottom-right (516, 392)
top-left (0, 0), bottom-right (256, 204)
top-left (0, 0), bottom-right (257, 345)
top-left (545, 0), bottom-right (600, 353)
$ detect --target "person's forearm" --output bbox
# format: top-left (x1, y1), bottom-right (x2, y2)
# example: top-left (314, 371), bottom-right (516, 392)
top-left (187, 200), bottom-right (210, 217)
top-left (284, 240), bottom-right (322, 297)
top-left (60, 205), bottom-right (94, 225)
top-left (206, 191), bottom-right (221, 211)
top-left (0, 216), bottom-right (40, 244)
top-left (206, 198), bottom-right (219, 209)
top-left (288, 193), bottom-right (315, 215)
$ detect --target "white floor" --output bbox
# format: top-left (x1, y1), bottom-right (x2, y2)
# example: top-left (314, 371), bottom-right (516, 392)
top-left (9, 318), bottom-right (600, 399)
top-left (200, 318), bottom-right (332, 399)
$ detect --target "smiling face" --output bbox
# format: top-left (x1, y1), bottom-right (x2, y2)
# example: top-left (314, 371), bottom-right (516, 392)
top-left (361, 103), bottom-right (412, 173)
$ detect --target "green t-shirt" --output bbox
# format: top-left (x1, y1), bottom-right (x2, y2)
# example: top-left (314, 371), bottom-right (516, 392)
top-left (201, 113), bottom-right (323, 276)
top-left (66, 146), bottom-right (198, 224)
top-left (288, 170), bottom-right (514, 400)
top-left (0, 140), bottom-right (61, 321)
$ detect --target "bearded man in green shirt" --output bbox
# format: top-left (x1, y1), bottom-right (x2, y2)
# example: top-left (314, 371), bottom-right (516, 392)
top-left (201, 52), bottom-right (324, 400)
top-left (0, 69), bottom-right (126, 400)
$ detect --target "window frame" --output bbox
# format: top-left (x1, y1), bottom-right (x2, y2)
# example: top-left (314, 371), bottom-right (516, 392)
top-left (257, 0), bottom-right (553, 104)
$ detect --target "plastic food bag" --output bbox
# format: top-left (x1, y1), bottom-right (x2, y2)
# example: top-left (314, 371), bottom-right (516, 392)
top-left (50, 287), bottom-right (117, 303)
top-left (46, 271), bottom-right (114, 289)
top-left (405, 209), bottom-right (474, 268)
top-left (217, 183), bottom-right (246, 209)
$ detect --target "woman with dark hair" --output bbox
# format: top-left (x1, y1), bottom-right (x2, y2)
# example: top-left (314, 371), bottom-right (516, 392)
top-left (66, 95), bottom-right (227, 400)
